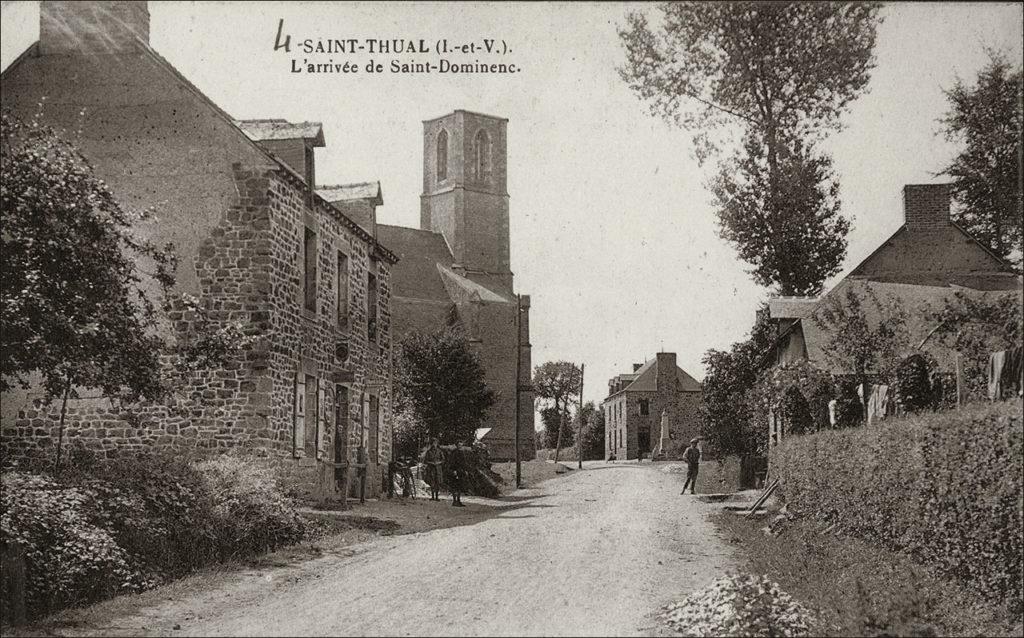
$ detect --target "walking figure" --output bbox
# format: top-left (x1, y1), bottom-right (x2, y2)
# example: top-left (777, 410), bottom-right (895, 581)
top-left (421, 437), bottom-right (445, 501)
top-left (680, 438), bottom-right (701, 495)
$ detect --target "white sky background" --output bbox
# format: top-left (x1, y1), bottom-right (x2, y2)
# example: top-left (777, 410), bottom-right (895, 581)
top-left (2, 1), bottom-right (1022, 410)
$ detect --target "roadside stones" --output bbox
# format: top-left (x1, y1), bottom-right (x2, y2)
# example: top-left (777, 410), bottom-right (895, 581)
top-left (660, 574), bottom-right (813, 637)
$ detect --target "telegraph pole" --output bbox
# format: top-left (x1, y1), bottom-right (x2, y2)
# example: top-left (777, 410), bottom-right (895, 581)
top-left (577, 363), bottom-right (585, 470)
top-left (514, 294), bottom-right (522, 488)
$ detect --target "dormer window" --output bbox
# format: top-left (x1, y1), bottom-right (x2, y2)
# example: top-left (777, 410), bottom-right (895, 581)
top-left (436, 129), bottom-right (448, 181)
top-left (473, 129), bottom-right (491, 181)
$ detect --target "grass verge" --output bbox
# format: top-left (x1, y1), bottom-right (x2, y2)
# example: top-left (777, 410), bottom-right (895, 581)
top-left (714, 510), bottom-right (1023, 637)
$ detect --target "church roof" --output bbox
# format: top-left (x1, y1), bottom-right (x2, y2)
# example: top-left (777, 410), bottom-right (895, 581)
top-left (235, 119), bottom-right (325, 146)
top-left (376, 223), bottom-right (514, 337)
top-left (317, 182), bottom-right (383, 205)
top-left (377, 225), bottom-right (454, 303)
top-left (438, 265), bottom-right (509, 303)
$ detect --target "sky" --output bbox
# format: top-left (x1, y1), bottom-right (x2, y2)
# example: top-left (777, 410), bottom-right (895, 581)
top-left (2, 1), bottom-right (1022, 408)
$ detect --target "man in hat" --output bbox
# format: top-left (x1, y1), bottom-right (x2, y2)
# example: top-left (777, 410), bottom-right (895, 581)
top-left (680, 438), bottom-right (701, 495)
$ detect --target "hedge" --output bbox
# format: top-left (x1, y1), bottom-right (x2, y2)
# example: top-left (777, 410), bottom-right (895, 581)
top-left (771, 399), bottom-right (1023, 608)
top-left (1, 452), bottom-right (310, 619)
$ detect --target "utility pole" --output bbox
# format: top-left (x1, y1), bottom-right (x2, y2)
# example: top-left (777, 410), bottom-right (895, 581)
top-left (577, 363), bottom-right (585, 470)
top-left (514, 294), bottom-right (522, 488)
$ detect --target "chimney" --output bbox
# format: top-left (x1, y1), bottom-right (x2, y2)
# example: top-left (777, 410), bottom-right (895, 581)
top-left (903, 184), bottom-right (951, 231)
top-left (632, 363), bottom-right (643, 372)
top-left (40, 1), bottom-right (150, 55)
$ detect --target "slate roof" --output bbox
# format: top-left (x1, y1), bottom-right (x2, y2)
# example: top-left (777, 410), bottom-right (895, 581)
top-left (234, 119), bottom-right (325, 146)
top-left (376, 224), bottom-right (513, 337)
top-left (767, 297), bottom-right (819, 320)
top-left (610, 357), bottom-right (702, 396)
top-left (792, 278), bottom-right (1023, 374)
top-left (376, 225), bottom-right (455, 303)
top-left (317, 182), bottom-right (383, 205)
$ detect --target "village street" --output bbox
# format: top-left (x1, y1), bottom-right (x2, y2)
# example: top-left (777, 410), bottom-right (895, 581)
top-left (52, 464), bottom-right (739, 637)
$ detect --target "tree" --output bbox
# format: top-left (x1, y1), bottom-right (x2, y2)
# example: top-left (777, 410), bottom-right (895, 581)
top-left (394, 327), bottom-right (495, 448)
top-left (532, 361), bottom-right (582, 459)
top-left (923, 289), bottom-right (1023, 401)
top-left (712, 133), bottom-right (850, 296)
top-left (619, 2), bottom-right (880, 294)
top-left (1, 112), bottom-right (256, 468)
top-left (699, 306), bottom-right (775, 457)
top-left (813, 284), bottom-right (910, 389)
top-left (540, 407), bottom-right (572, 449)
top-left (938, 50), bottom-right (1023, 267)
top-left (577, 401), bottom-right (605, 461)
top-left (1, 112), bottom-right (175, 467)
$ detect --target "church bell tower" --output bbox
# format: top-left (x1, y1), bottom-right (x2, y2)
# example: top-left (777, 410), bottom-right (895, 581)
top-left (421, 110), bottom-right (513, 293)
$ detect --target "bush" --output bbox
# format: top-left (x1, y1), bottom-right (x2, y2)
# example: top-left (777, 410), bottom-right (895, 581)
top-left (0, 472), bottom-right (145, 615)
top-left (772, 400), bottom-right (1023, 608)
top-left (194, 455), bottom-right (306, 556)
top-left (1, 451), bottom-right (310, 619)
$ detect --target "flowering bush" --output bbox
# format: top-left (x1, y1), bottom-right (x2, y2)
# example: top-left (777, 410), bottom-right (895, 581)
top-left (661, 574), bottom-right (814, 637)
top-left (1, 452), bottom-right (310, 619)
top-left (772, 399), bottom-right (1023, 608)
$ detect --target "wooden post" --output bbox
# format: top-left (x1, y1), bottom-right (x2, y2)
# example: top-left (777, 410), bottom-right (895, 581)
top-left (514, 294), bottom-right (522, 488)
top-left (577, 364), bottom-right (585, 470)
top-left (955, 354), bottom-right (964, 409)
top-left (2, 542), bottom-right (27, 624)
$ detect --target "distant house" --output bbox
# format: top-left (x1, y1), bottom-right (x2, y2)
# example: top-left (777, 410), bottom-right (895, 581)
top-left (603, 353), bottom-right (702, 461)
top-left (762, 183), bottom-right (1022, 446)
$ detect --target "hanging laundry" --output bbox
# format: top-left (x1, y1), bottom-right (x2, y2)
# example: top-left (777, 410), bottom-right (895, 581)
top-left (1001, 346), bottom-right (1023, 399)
top-left (988, 351), bottom-right (1006, 401)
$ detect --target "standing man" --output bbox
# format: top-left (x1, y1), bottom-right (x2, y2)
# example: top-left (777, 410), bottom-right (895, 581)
top-left (448, 444), bottom-right (467, 507)
top-left (421, 437), bottom-right (445, 501)
top-left (680, 438), bottom-right (701, 495)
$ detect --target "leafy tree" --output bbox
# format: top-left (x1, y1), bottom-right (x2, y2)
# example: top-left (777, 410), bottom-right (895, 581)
top-left (540, 406), bottom-right (573, 449)
top-left (923, 290), bottom-right (1023, 401)
top-left (938, 50), bottom-right (1023, 267)
top-left (712, 133), bottom-right (850, 296)
top-left (1, 112), bottom-right (177, 467)
top-left (2, 112), bottom-right (267, 468)
top-left (619, 2), bottom-right (880, 295)
top-left (699, 307), bottom-right (775, 457)
top-left (532, 360), bottom-right (582, 459)
top-left (577, 401), bottom-right (605, 461)
top-left (394, 327), bottom-right (495, 447)
top-left (813, 284), bottom-right (910, 389)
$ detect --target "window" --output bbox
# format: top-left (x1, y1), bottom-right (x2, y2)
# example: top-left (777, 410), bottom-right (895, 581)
top-left (473, 129), bottom-right (491, 181)
top-left (436, 129), bottom-right (448, 181)
top-left (367, 263), bottom-right (379, 343)
top-left (336, 251), bottom-right (349, 329)
top-left (303, 227), bottom-right (317, 312)
top-left (639, 399), bottom-right (650, 416)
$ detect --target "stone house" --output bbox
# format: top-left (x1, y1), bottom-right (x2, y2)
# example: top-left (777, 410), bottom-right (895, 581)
top-left (374, 110), bottom-right (535, 461)
top-left (603, 353), bottom-right (702, 461)
top-left (0, 1), bottom-right (398, 499)
top-left (762, 183), bottom-right (1022, 448)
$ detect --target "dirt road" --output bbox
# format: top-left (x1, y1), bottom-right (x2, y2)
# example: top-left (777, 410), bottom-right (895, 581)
top-left (60, 462), bottom-right (739, 636)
